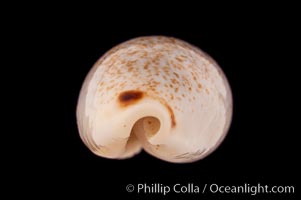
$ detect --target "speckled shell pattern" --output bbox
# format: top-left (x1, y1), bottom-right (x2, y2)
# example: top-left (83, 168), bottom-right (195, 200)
top-left (77, 36), bottom-right (232, 163)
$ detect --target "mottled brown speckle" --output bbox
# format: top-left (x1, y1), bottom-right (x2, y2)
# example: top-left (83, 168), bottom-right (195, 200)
top-left (173, 72), bottom-right (180, 78)
top-left (91, 37), bottom-right (228, 139)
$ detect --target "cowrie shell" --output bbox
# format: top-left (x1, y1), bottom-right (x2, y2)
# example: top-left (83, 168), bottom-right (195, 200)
top-left (77, 36), bottom-right (232, 163)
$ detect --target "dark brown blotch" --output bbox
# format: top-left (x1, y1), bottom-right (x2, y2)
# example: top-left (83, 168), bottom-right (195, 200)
top-left (118, 90), bottom-right (144, 107)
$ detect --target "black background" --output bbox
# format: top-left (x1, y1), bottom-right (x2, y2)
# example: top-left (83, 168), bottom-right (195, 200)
top-left (12, 5), bottom-right (299, 200)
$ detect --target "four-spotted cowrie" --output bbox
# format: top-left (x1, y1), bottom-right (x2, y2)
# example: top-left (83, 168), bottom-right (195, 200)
top-left (76, 36), bottom-right (233, 163)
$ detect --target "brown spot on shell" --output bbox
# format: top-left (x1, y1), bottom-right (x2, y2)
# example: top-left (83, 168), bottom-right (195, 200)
top-left (127, 66), bottom-right (134, 72)
top-left (171, 78), bottom-right (178, 84)
top-left (164, 102), bottom-right (176, 128)
top-left (175, 57), bottom-right (184, 62)
top-left (118, 90), bottom-right (144, 107)
top-left (148, 95), bottom-right (177, 129)
top-left (173, 72), bottom-right (180, 78)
